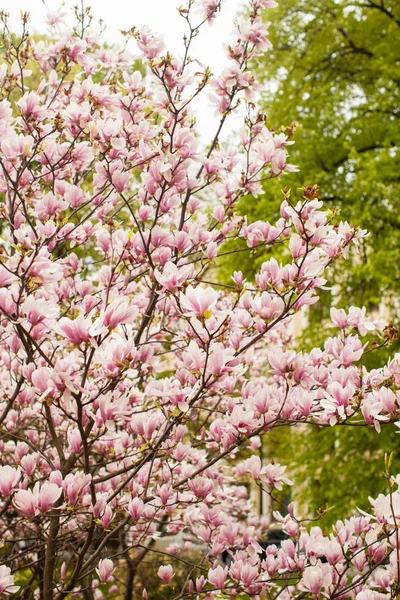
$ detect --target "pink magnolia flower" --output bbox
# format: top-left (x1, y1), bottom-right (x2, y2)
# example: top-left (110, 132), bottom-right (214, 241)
top-left (182, 340), bottom-right (206, 371)
top-left (112, 170), bottom-right (130, 193)
top-left (299, 565), bottom-right (333, 595)
top-left (22, 296), bottom-right (60, 325)
top-left (67, 428), bottom-right (82, 453)
top-left (188, 477), bottom-right (214, 500)
top-left (100, 505), bottom-right (114, 528)
top-left (261, 463), bottom-right (293, 490)
top-left (136, 26), bottom-right (166, 59)
top-left (198, 0), bottom-right (221, 23)
top-left (377, 387), bottom-right (396, 414)
top-left (218, 523), bottom-right (239, 547)
top-left (14, 482), bottom-right (61, 517)
top-left (0, 565), bottom-right (20, 595)
top-left (254, 0), bottom-right (278, 7)
top-left (1, 133), bottom-right (34, 161)
top-left (0, 265), bottom-right (14, 287)
top-left (20, 455), bottom-right (36, 477)
top-left (330, 307), bottom-right (349, 329)
top-left (96, 393), bottom-right (131, 430)
top-left (361, 397), bottom-right (387, 433)
top-left (195, 575), bottom-right (206, 592)
top-left (57, 315), bottom-right (92, 344)
top-left (46, 8), bottom-right (67, 27)
top-left (331, 306), bottom-right (379, 336)
top-left (251, 291), bottom-right (285, 320)
top-left (208, 565), bottom-right (228, 589)
top-left (63, 472), bottom-right (92, 506)
top-left (208, 344), bottom-right (237, 376)
top-left (154, 262), bottom-right (194, 292)
top-left (36, 483), bottom-right (62, 513)
top-left (17, 91), bottom-right (45, 121)
top-left (127, 497), bottom-right (145, 521)
top-left (356, 591), bottom-right (387, 600)
top-left (230, 560), bottom-right (259, 587)
top-left (321, 381), bottom-right (355, 417)
top-left (0, 466), bottom-right (21, 496)
top-left (236, 16), bottom-right (272, 52)
top-left (96, 558), bottom-right (114, 583)
top-left (241, 455), bottom-right (262, 480)
top-left (157, 564), bottom-right (174, 583)
top-left (31, 367), bottom-right (56, 398)
top-left (289, 233), bottom-right (306, 259)
top-left (36, 192), bottom-right (68, 222)
top-left (13, 488), bottom-right (37, 518)
top-left (180, 285), bottom-right (218, 319)
top-left (103, 299), bottom-right (138, 329)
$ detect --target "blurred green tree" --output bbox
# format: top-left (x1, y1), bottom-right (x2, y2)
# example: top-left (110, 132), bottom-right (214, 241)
top-left (254, 0), bottom-right (400, 312)
top-left (233, 0), bottom-right (400, 526)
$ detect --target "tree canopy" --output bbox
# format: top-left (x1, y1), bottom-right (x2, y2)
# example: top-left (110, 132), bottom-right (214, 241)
top-left (252, 0), bottom-right (400, 310)
top-left (236, 0), bottom-right (400, 524)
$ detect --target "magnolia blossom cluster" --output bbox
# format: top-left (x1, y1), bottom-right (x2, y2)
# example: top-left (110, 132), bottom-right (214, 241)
top-left (0, 1), bottom-right (399, 599)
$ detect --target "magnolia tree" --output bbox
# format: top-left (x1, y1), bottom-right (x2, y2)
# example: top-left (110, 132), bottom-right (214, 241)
top-left (0, 1), bottom-right (400, 599)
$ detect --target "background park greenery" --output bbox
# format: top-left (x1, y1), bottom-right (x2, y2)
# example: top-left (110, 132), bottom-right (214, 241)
top-left (230, 0), bottom-right (400, 525)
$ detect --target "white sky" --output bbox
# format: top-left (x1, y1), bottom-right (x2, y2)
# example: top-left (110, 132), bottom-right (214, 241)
top-left (3, 0), bottom-right (249, 142)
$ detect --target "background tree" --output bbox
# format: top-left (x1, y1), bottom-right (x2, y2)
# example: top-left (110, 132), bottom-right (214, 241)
top-left (256, 0), bottom-right (400, 310)
top-left (227, 0), bottom-right (400, 525)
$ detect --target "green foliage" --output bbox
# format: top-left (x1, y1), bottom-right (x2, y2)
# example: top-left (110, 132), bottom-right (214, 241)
top-left (255, 0), bottom-right (400, 311)
top-left (234, 0), bottom-right (400, 524)
top-left (269, 423), bottom-right (400, 528)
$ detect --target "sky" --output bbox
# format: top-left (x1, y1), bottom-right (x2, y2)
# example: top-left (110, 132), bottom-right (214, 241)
top-left (3, 0), bottom-right (249, 142)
